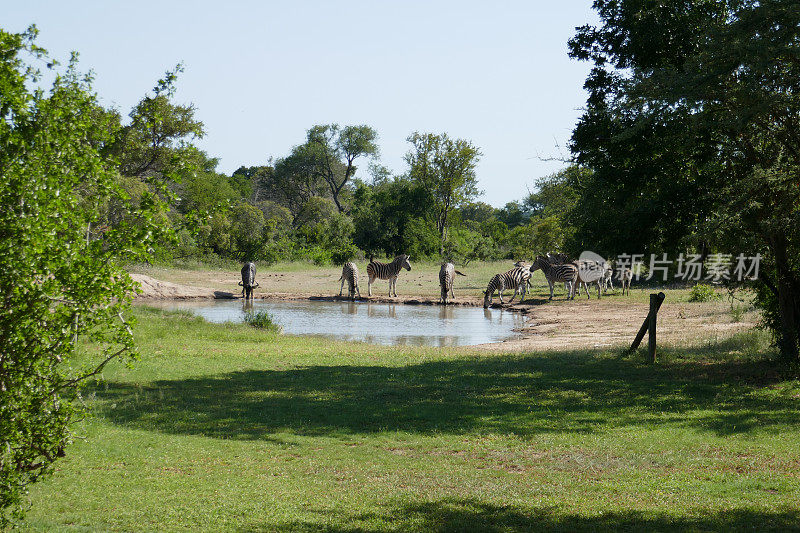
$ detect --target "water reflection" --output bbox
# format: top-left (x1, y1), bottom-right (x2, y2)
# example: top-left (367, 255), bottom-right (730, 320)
top-left (438, 305), bottom-right (454, 320)
top-left (144, 299), bottom-right (524, 347)
top-left (340, 301), bottom-right (358, 315)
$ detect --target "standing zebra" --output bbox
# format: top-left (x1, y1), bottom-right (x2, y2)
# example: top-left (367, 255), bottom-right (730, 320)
top-left (530, 256), bottom-right (578, 300)
top-left (620, 268), bottom-right (633, 295)
top-left (367, 255), bottom-right (412, 297)
top-left (602, 263), bottom-right (614, 292)
top-left (439, 262), bottom-right (466, 304)
top-left (574, 260), bottom-right (603, 299)
top-left (338, 262), bottom-right (361, 300)
top-left (483, 266), bottom-right (531, 308)
top-left (238, 262), bottom-right (259, 300)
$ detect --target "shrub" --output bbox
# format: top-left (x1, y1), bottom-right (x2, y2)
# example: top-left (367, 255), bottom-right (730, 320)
top-left (243, 310), bottom-right (282, 333)
top-left (688, 283), bottom-right (720, 302)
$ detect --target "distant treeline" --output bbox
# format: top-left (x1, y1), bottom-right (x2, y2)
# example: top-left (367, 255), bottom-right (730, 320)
top-left (95, 68), bottom-right (586, 266)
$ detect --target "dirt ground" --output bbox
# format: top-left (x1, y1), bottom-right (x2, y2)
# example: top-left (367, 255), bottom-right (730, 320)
top-left (130, 267), bottom-right (758, 352)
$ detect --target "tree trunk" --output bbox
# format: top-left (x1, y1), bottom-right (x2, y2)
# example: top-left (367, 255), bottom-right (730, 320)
top-left (770, 232), bottom-right (800, 361)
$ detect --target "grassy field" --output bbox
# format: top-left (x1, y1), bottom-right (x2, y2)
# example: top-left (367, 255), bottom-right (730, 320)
top-left (17, 306), bottom-right (800, 531)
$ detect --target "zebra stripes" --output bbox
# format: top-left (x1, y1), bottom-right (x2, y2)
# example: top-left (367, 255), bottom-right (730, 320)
top-left (530, 256), bottom-right (578, 300)
top-left (439, 262), bottom-right (466, 304)
top-left (338, 262), bottom-right (360, 300)
top-left (483, 266), bottom-right (531, 308)
top-left (367, 255), bottom-right (412, 297)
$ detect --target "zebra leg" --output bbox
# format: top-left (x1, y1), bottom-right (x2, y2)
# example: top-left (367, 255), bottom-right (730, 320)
top-left (507, 288), bottom-right (516, 304)
top-left (368, 275), bottom-right (374, 297)
top-left (450, 285), bottom-right (455, 300)
top-left (548, 280), bottom-right (555, 300)
top-left (339, 278), bottom-right (345, 297)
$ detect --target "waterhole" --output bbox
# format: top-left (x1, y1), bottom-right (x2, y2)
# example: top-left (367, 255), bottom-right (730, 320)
top-left (145, 299), bottom-right (525, 347)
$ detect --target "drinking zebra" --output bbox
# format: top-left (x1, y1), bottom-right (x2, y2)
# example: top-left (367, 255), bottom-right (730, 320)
top-left (483, 266), bottom-right (531, 308)
top-left (439, 262), bottom-right (466, 304)
top-left (530, 256), bottom-right (578, 300)
top-left (338, 262), bottom-right (361, 300)
top-left (367, 255), bottom-right (412, 297)
top-left (238, 262), bottom-right (259, 300)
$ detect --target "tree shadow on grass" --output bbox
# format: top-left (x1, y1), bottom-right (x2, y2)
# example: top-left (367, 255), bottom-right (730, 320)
top-left (91, 348), bottom-right (799, 440)
top-left (264, 498), bottom-right (800, 532)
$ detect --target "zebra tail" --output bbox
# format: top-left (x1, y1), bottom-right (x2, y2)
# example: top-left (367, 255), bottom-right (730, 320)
top-left (455, 270), bottom-right (466, 276)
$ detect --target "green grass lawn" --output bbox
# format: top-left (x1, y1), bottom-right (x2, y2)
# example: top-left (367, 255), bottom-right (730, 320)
top-left (19, 307), bottom-right (800, 532)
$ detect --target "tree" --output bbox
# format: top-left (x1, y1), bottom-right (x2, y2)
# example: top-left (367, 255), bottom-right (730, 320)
top-left (308, 124), bottom-right (379, 213)
top-left (0, 27), bottom-right (166, 524)
top-left (569, 0), bottom-right (800, 359)
top-left (272, 145), bottom-right (330, 216)
top-left (405, 132), bottom-right (482, 255)
top-left (111, 64), bottom-right (205, 180)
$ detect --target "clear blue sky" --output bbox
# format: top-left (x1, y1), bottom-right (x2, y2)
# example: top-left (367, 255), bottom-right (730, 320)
top-left (5, 1), bottom-right (598, 207)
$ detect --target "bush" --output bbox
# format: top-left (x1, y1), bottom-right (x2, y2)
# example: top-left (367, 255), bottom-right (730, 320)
top-left (243, 310), bottom-right (282, 333)
top-left (688, 283), bottom-right (720, 302)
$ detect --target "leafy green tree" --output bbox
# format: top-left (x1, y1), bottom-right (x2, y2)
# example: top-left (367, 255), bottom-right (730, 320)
top-left (272, 146), bottom-right (330, 216)
top-left (526, 167), bottom-right (584, 219)
top-left (405, 132), bottom-right (482, 255)
top-left (0, 27), bottom-right (167, 524)
top-left (307, 124), bottom-right (379, 213)
top-left (508, 216), bottom-right (566, 260)
top-left (460, 201), bottom-right (498, 225)
top-left (496, 201), bottom-right (529, 229)
top-left (351, 178), bottom-right (431, 257)
top-left (229, 203), bottom-right (266, 261)
top-left (232, 164), bottom-right (277, 203)
top-left (570, 0), bottom-right (800, 359)
top-left (110, 64), bottom-right (204, 180)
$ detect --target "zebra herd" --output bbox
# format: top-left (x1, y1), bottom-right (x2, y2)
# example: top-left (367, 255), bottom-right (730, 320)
top-left (482, 253), bottom-right (633, 308)
top-left (239, 252), bottom-right (633, 305)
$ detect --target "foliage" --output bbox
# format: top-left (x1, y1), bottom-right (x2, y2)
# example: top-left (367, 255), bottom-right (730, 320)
top-left (405, 132), bottom-right (482, 254)
top-left (569, 0), bottom-right (800, 359)
top-left (243, 310), bottom-right (281, 333)
top-left (0, 27), bottom-right (166, 525)
top-left (688, 284), bottom-right (720, 303)
top-left (110, 63), bottom-right (205, 180)
top-left (508, 216), bottom-right (567, 261)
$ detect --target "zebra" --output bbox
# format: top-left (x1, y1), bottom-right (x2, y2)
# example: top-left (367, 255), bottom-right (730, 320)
top-left (338, 262), bottom-right (360, 300)
top-left (620, 268), bottom-right (633, 295)
top-left (602, 262), bottom-right (614, 292)
top-left (367, 255), bottom-right (412, 297)
top-left (439, 262), bottom-right (466, 304)
top-left (544, 252), bottom-right (575, 296)
top-left (574, 260), bottom-right (603, 299)
top-left (483, 266), bottom-right (531, 308)
top-left (238, 262), bottom-right (259, 300)
top-left (530, 256), bottom-right (578, 300)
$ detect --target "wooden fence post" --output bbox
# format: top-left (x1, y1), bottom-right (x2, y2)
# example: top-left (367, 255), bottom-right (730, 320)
top-left (627, 292), bottom-right (666, 360)
top-left (648, 293), bottom-right (659, 363)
